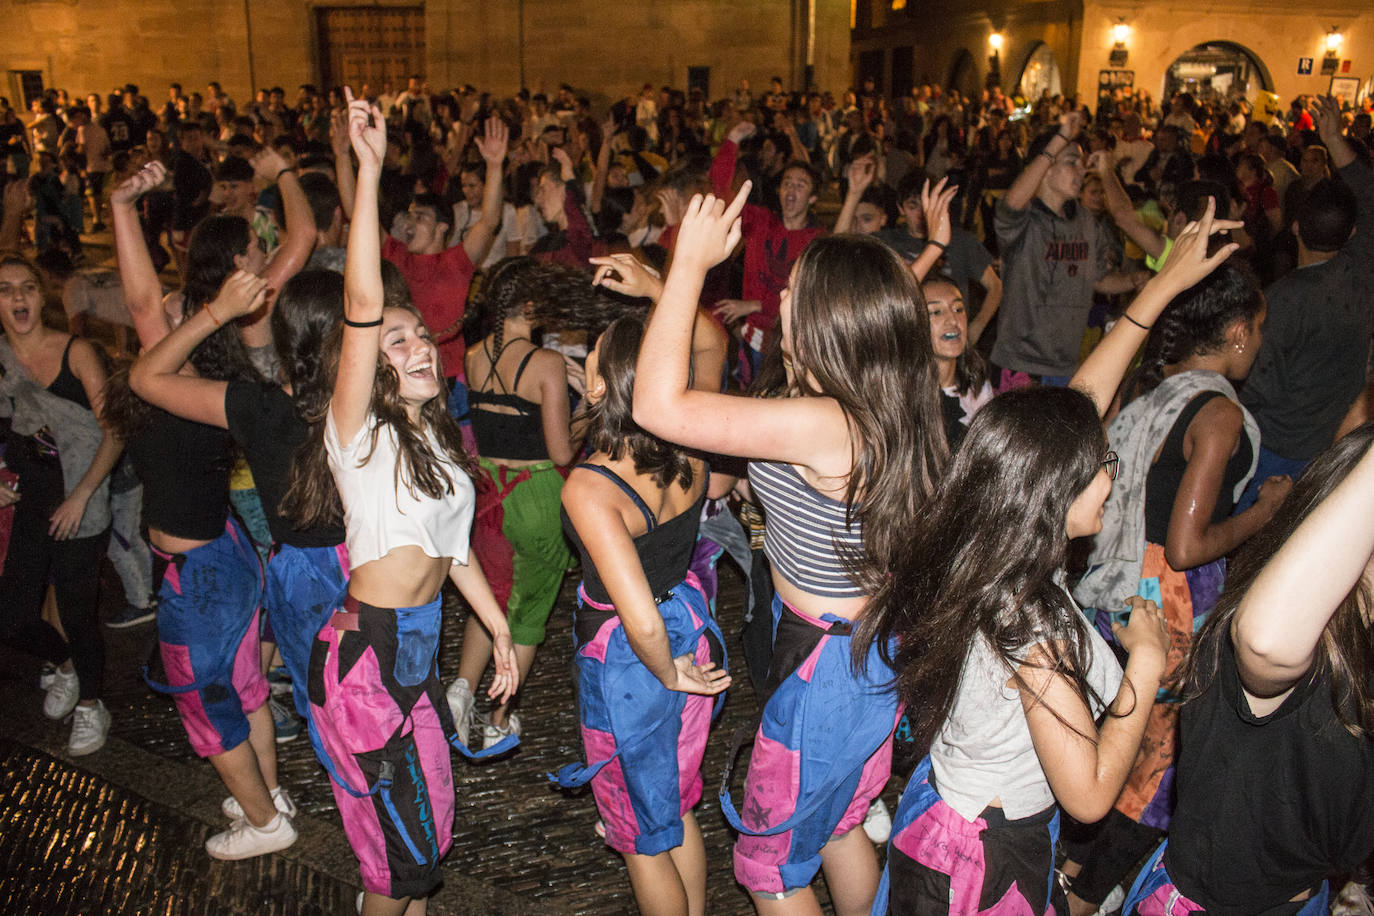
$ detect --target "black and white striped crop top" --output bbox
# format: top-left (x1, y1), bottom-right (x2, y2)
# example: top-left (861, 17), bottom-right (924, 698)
top-left (747, 459), bottom-right (865, 599)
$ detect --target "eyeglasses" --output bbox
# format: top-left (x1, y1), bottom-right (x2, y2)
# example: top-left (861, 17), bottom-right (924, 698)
top-left (1101, 450), bottom-right (1120, 480)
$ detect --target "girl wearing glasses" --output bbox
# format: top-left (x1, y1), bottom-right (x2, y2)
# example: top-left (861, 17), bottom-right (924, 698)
top-left (1062, 262), bottom-right (1292, 911)
top-left (858, 200), bottom-right (1241, 915)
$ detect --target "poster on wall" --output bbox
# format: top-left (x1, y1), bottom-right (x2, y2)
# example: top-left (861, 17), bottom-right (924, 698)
top-left (1329, 76), bottom-right (1361, 108)
top-left (1097, 69), bottom-right (1135, 115)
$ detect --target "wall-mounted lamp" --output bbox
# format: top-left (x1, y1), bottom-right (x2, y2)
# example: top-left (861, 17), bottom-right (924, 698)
top-left (1325, 27), bottom-right (1344, 56)
top-left (1112, 20), bottom-right (1130, 47)
top-left (988, 32), bottom-right (1004, 52)
top-left (988, 32), bottom-right (1003, 89)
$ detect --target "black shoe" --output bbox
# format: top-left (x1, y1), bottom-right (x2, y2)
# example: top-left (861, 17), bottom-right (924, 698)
top-left (106, 602), bottom-right (157, 629)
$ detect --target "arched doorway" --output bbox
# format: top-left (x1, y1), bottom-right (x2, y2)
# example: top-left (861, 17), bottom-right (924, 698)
top-left (1017, 43), bottom-right (1062, 103)
top-left (1164, 42), bottom-right (1272, 104)
top-left (948, 50), bottom-right (980, 101)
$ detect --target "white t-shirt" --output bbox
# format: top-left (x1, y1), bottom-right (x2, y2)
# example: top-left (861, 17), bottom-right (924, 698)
top-left (63, 271), bottom-right (132, 327)
top-left (325, 411), bottom-right (475, 569)
top-left (448, 201), bottom-right (533, 269)
top-left (930, 608), bottom-right (1124, 821)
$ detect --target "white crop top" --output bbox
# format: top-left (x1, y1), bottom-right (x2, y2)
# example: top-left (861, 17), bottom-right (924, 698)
top-left (929, 610), bottom-right (1123, 822)
top-left (325, 411), bottom-right (475, 569)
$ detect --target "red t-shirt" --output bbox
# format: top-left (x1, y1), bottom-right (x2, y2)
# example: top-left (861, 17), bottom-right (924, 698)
top-left (710, 140), bottom-right (824, 350)
top-left (382, 236), bottom-right (474, 380)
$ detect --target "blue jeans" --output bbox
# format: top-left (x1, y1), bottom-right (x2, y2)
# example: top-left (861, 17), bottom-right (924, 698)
top-left (1234, 445), bottom-right (1309, 514)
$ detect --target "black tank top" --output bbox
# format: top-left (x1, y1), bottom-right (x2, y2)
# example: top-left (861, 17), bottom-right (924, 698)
top-left (1143, 392), bottom-right (1253, 545)
top-left (4, 337), bottom-right (92, 506)
top-left (467, 343), bottom-right (548, 461)
top-left (561, 462), bottom-right (705, 606)
top-left (126, 409), bottom-right (233, 541)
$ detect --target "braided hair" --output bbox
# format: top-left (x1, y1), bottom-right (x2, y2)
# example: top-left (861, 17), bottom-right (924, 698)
top-left (1123, 259), bottom-right (1264, 404)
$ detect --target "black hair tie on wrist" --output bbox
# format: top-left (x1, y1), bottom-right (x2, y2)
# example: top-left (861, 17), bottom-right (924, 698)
top-left (343, 317), bottom-right (384, 328)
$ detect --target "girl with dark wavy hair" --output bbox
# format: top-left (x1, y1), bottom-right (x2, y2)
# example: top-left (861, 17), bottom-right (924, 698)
top-left (635, 183), bottom-right (948, 915)
top-left (1120, 425), bottom-right (1374, 915)
top-left (553, 312), bottom-right (729, 916)
top-left (306, 90), bottom-right (517, 916)
top-left (858, 201), bottom-right (1239, 915)
top-left (128, 269), bottom-right (347, 834)
top-left (106, 149), bottom-right (311, 862)
top-left (1062, 260), bottom-right (1291, 912)
top-left (444, 256), bottom-right (577, 752)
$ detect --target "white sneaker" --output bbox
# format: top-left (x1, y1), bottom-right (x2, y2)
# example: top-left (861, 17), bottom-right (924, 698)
top-left (481, 712), bottom-right (521, 750)
top-left (862, 798), bottom-right (892, 844)
top-left (68, 702), bottom-right (111, 756)
top-left (205, 812), bottom-right (297, 860)
top-left (446, 677), bottom-right (475, 747)
top-left (43, 668), bottom-right (80, 720)
top-left (39, 662), bottom-right (57, 691)
top-left (222, 785), bottom-right (298, 821)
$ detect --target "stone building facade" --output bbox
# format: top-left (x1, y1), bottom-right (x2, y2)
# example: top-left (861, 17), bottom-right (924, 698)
top-left (852, 0), bottom-right (1373, 114)
top-left (3, 0), bottom-right (851, 108)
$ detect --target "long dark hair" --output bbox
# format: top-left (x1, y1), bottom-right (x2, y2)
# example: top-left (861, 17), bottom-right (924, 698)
top-left (282, 300), bottom-right (477, 531)
top-left (1183, 424), bottom-right (1374, 736)
top-left (585, 315), bottom-right (694, 490)
top-left (273, 271), bottom-right (345, 529)
top-left (1124, 260), bottom-right (1264, 403)
top-left (788, 234), bottom-right (948, 592)
top-left (104, 221), bottom-right (262, 439)
top-left (854, 387), bottom-right (1112, 749)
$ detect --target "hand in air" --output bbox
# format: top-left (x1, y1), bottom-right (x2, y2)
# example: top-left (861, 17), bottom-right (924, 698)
top-left (589, 252), bottom-right (663, 301)
top-left (111, 161), bottom-right (166, 205)
top-left (675, 182), bottom-right (751, 272)
top-left (921, 177), bottom-right (959, 248)
top-left (1059, 107), bottom-right (1084, 140)
top-left (488, 632), bottom-right (521, 705)
top-left (250, 146), bottom-right (290, 183)
top-left (1311, 94), bottom-right (1343, 143)
top-left (211, 270), bottom-right (270, 321)
top-left (846, 155), bottom-right (876, 197)
top-left (475, 117), bottom-right (510, 165)
top-left (344, 87), bottom-right (387, 170)
top-left (669, 654), bottom-right (731, 696)
top-left (329, 108), bottom-right (350, 156)
top-left (1149, 196), bottom-right (1242, 297)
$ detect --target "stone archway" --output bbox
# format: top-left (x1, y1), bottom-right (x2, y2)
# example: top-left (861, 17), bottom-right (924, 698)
top-left (1017, 42), bottom-right (1062, 103)
top-left (1164, 41), bottom-right (1272, 104)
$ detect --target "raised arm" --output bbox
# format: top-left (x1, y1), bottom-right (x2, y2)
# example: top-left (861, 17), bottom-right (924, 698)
top-left (111, 163), bottom-right (173, 349)
top-left (833, 155), bottom-right (874, 234)
top-left (1231, 441), bottom-right (1374, 698)
top-left (248, 147), bottom-right (313, 347)
top-left (330, 108), bottom-right (357, 221)
top-left (461, 117), bottom-right (509, 266)
top-left (1071, 198), bottom-right (1240, 416)
top-left (588, 117), bottom-right (617, 216)
top-left (1313, 95), bottom-right (1355, 170)
top-left (1094, 150), bottom-right (1166, 261)
top-left (562, 469), bottom-right (730, 696)
top-left (129, 270), bottom-right (267, 429)
top-left (911, 177), bottom-right (958, 283)
top-left (332, 88), bottom-right (388, 445)
top-left (1005, 109), bottom-right (1082, 212)
top-left (967, 265), bottom-right (1002, 345)
top-left (633, 185), bottom-right (850, 465)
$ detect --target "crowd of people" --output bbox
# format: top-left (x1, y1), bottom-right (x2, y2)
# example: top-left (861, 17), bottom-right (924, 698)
top-left (0, 65), bottom-right (1373, 916)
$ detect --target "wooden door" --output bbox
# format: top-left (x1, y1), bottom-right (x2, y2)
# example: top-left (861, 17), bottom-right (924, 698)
top-left (317, 6), bottom-right (425, 95)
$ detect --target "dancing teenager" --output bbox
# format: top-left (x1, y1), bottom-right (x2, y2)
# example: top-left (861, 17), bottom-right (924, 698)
top-left (635, 184), bottom-right (947, 916)
top-left (303, 89), bottom-right (518, 916)
top-left (859, 199), bottom-right (1241, 914)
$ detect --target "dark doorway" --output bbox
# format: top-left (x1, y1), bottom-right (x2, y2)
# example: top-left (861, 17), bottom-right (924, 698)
top-left (317, 6), bottom-right (426, 96)
top-left (892, 46), bottom-right (914, 99)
